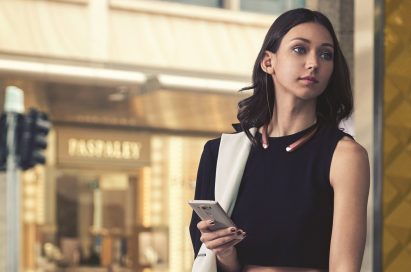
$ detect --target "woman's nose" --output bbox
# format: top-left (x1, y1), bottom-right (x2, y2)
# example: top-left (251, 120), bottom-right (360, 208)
top-left (305, 54), bottom-right (319, 70)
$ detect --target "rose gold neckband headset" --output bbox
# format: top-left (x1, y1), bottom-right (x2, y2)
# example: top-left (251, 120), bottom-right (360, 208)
top-left (261, 122), bottom-right (319, 152)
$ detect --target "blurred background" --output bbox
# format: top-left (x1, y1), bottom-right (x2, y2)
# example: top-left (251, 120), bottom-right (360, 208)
top-left (0, 0), bottom-right (409, 271)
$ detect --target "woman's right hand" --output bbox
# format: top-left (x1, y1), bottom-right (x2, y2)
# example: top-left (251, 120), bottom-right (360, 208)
top-left (197, 220), bottom-right (246, 258)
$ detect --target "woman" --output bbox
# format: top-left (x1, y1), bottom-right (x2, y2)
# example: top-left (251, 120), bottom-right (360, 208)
top-left (190, 8), bottom-right (370, 272)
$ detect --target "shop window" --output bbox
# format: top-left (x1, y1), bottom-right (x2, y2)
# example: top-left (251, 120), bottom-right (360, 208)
top-left (55, 173), bottom-right (139, 268)
top-left (241, 0), bottom-right (306, 15)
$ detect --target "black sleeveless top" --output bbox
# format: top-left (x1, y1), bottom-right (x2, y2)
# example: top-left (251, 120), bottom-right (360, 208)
top-left (189, 123), bottom-right (352, 270)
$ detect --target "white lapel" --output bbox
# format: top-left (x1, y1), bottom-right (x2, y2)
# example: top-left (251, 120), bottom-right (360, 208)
top-left (192, 127), bottom-right (256, 272)
top-left (215, 128), bottom-right (257, 215)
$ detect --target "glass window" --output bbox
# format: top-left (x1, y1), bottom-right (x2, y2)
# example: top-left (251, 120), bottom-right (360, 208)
top-left (241, 0), bottom-right (306, 15)
top-left (157, 0), bottom-right (223, 8)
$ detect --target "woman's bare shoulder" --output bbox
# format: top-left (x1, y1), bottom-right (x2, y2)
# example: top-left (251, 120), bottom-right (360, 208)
top-left (330, 136), bottom-right (369, 188)
top-left (336, 136), bottom-right (368, 156)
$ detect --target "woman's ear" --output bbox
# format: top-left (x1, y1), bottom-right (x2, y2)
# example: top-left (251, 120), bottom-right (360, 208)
top-left (260, 50), bottom-right (275, 74)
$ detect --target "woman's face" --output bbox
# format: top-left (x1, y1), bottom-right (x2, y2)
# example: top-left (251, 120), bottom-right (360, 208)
top-left (270, 22), bottom-right (334, 101)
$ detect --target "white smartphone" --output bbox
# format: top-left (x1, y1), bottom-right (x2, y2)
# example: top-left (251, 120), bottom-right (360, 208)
top-left (188, 200), bottom-right (236, 231)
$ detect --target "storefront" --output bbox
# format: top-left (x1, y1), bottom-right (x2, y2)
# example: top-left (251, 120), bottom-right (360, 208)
top-left (0, 78), bottom-right (241, 271)
top-left (52, 126), bottom-right (151, 268)
top-left (0, 3), bottom-right (258, 267)
top-left (41, 124), bottom-right (212, 271)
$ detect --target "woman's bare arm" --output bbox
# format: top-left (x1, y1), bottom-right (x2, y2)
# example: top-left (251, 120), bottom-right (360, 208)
top-left (329, 137), bottom-right (370, 272)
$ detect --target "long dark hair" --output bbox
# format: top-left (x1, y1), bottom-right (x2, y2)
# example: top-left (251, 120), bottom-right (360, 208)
top-left (237, 8), bottom-right (353, 146)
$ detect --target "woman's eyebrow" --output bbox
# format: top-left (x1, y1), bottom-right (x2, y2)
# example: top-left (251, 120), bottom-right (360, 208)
top-left (290, 37), bottom-right (334, 48)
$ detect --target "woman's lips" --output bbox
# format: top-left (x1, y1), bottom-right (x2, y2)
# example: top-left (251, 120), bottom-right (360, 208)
top-left (299, 76), bottom-right (318, 84)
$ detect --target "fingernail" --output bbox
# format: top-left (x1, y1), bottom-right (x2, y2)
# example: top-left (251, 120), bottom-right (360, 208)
top-left (230, 228), bottom-right (236, 233)
top-left (208, 220), bottom-right (215, 225)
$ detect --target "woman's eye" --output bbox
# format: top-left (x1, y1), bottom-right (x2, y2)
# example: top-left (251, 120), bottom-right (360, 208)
top-left (293, 46), bottom-right (306, 54)
top-left (320, 51), bottom-right (333, 60)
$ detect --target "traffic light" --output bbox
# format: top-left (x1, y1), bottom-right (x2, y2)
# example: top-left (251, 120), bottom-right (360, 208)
top-left (0, 113), bottom-right (7, 171)
top-left (18, 109), bottom-right (51, 170)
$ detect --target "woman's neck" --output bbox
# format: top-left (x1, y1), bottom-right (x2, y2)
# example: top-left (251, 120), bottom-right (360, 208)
top-left (266, 99), bottom-right (317, 137)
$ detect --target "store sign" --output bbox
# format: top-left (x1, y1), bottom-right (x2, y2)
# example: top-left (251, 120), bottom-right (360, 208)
top-left (68, 138), bottom-right (142, 160)
top-left (57, 127), bottom-right (150, 168)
